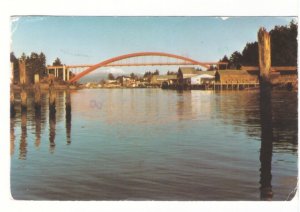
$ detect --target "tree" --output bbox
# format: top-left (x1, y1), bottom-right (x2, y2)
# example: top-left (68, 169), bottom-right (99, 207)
top-left (143, 71), bottom-right (151, 78)
top-left (130, 72), bottom-right (137, 79)
top-left (20, 52), bottom-right (26, 61)
top-left (16, 51), bottom-right (48, 84)
top-left (26, 52), bottom-right (40, 84)
top-left (220, 21), bottom-right (298, 68)
top-left (10, 52), bottom-right (19, 83)
top-left (53, 57), bottom-right (62, 66)
top-left (39, 52), bottom-right (47, 77)
top-left (108, 73), bottom-right (115, 80)
top-left (229, 51), bottom-right (242, 69)
top-left (270, 21), bottom-right (298, 66)
top-left (219, 55), bottom-right (230, 70)
top-left (153, 69), bottom-right (159, 75)
top-left (241, 42), bottom-right (258, 66)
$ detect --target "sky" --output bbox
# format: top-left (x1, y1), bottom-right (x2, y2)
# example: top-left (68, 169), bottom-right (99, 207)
top-left (11, 16), bottom-right (296, 75)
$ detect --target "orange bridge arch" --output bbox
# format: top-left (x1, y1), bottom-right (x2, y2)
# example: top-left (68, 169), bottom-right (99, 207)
top-left (69, 52), bottom-right (211, 83)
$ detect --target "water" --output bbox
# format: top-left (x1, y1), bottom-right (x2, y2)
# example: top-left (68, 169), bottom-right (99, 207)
top-left (10, 89), bottom-right (298, 200)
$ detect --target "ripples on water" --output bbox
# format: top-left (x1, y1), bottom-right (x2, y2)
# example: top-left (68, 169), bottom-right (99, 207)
top-left (10, 89), bottom-right (298, 200)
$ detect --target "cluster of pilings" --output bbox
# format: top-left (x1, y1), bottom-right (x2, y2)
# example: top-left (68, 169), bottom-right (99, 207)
top-left (10, 72), bottom-right (72, 119)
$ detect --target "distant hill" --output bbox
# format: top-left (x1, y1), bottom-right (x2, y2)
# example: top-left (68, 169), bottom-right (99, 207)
top-left (78, 68), bottom-right (143, 83)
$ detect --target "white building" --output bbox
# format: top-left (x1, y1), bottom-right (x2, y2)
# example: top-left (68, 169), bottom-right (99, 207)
top-left (191, 72), bottom-right (215, 85)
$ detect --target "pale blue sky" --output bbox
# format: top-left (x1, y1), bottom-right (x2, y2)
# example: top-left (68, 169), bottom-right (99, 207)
top-left (11, 16), bottom-right (295, 74)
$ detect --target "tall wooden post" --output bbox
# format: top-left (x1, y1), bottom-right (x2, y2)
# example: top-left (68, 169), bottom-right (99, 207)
top-left (258, 27), bottom-right (274, 200)
top-left (19, 60), bottom-right (27, 111)
top-left (19, 60), bottom-right (26, 85)
top-left (34, 74), bottom-right (41, 110)
top-left (10, 62), bottom-right (15, 116)
top-left (258, 27), bottom-right (271, 86)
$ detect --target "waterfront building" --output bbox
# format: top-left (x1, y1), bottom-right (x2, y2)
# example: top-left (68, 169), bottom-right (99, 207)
top-left (215, 70), bottom-right (259, 84)
top-left (190, 71), bottom-right (216, 85)
top-left (150, 74), bottom-right (177, 86)
top-left (177, 67), bottom-right (203, 88)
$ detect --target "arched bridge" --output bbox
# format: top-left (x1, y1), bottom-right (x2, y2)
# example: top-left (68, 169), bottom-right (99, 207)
top-left (47, 52), bottom-right (228, 83)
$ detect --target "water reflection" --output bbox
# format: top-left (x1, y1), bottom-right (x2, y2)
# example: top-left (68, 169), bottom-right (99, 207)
top-left (10, 116), bottom-right (15, 156)
top-left (19, 110), bottom-right (27, 160)
top-left (35, 108), bottom-right (41, 148)
top-left (259, 87), bottom-right (274, 200)
top-left (10, 89), bottom-right (297, 200)
top-left (49, 106), bottom-right (56, 153)
top-left (66, 91), bottom-right (72, 144)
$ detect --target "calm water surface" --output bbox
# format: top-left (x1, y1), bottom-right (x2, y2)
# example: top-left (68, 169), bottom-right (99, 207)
top-left (10, 89), bottom-right (298, 200)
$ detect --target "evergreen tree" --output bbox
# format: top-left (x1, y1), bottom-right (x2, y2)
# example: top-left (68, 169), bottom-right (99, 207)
top-left (108, 73), bottom-right (115, 80)
top-left (229, 51), bottom-right (242, 69)
top-left (241, 42), bottom-right (259, 66)
top-left (10, 52), bottom-right (19, 83)
top-left (270, 21), bottom-right (298, 66)
top-left (53, 57), bottom-right (62, 66)
top-left (219, 55), bottom-right (230, 70)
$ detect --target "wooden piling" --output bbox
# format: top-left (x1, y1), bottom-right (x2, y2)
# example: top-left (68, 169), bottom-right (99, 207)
top-left (258, 27), bottom-right (271, 87)
top-left (19, 60), bottom-right (26, 85)
top-left (19, 59), bottom-right (28, 111)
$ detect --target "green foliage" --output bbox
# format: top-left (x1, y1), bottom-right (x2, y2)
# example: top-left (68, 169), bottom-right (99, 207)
top-left (26, 52), bottom-right (47, 84)
top-left (53, 57), bottom-right (63, 66)
top-left (10, 52), bottom-right (19, 83)
top-left (20, 53), bottom-right (26, 61)
top-left (221, 20), bottom-right (297, 68)
top-left (108, 73), bottom-right (115, 80)
top-left (167, 71), bottom-right (177, 75)
top-left (143, 70), bottom-right (160, 78)
top-left (219, 55), bottom-right (229, 70)
top-left (130, 72), bottom-right (137, 79)
top-left (229, 51), bottom-right (242, 69)
top-left (270, 21), bottom-right (298, 66)
top-left (241, 42), bottom-right (258, 66)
